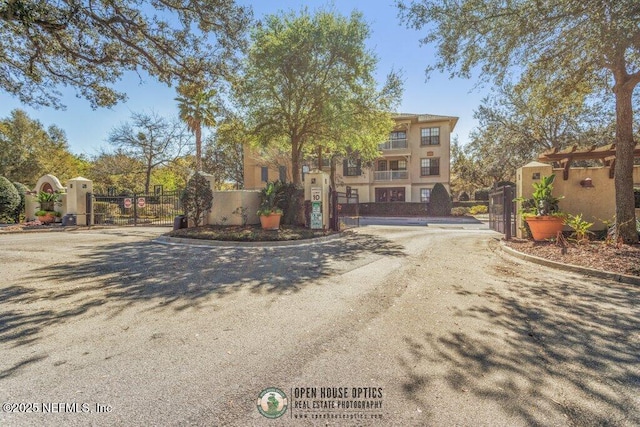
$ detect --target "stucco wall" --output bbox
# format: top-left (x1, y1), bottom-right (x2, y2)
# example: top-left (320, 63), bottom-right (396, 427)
top-left (208, 190), bottom-right (261, 226)
top-left (517, 162), bottom-right (640, 237)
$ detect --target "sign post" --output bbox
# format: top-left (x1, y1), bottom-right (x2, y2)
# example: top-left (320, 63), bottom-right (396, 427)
top-left (310, 188), bottom-right (322, 230)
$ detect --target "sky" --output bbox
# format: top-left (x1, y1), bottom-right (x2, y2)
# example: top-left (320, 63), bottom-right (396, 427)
top-left (2, 0), bottom-right (491, 158)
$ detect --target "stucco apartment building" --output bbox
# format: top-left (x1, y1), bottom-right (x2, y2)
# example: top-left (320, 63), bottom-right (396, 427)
top-left (244, 113), bottom-right (458, 203)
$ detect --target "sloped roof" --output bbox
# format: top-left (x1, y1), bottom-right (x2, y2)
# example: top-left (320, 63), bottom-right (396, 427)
top-left (392, 113), bottom-right (459, 131)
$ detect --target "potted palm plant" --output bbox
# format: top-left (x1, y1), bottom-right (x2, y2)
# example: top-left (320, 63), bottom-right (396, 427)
top-left (257, 181), bottom-right (283, 230)
top-left (519, 174), bottom-right (565, 241)
top-left (35, 191), bottom-right (61, 224)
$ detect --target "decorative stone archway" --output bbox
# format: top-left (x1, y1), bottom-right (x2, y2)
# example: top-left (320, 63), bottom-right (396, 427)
top-left (33, 174), bottom-right (64, 194)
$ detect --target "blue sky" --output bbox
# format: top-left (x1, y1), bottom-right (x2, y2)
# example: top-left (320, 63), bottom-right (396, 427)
top-left (2, 0), bottom-right (490, 157)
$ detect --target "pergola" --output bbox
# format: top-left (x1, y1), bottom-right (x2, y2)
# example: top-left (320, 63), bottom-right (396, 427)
top-left (538, 143), bottom-right (640, 180)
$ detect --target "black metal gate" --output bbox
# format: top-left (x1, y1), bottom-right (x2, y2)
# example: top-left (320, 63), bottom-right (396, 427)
top-left (331, 188), bottom-right (359, 231)
top-left (87, 190), bottom-right (183, 226)
top-left (489, 186), bottom-right (516, 239)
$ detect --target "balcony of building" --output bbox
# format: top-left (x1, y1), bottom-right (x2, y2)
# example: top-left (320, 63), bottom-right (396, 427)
top-left (378, 138), bottom-right (411, 156)
top-left (373, 170), bottom-right (410, 182)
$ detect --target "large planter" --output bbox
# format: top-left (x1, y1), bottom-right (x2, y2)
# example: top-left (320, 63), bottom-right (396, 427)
top-left (37, 212), bottom-right (56, 224)
top-left (525, 216), bottom-right (564, 241)
top-left (259, 213), bottom-right (282, 230)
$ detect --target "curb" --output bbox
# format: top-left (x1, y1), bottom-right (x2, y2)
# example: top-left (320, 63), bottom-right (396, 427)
top-left (153, 232), bottom-right (347, 249)
top-left (500, 242), bottom-right (640, 286)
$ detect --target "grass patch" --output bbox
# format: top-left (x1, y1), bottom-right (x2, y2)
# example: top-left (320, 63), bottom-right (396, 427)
top-left (167, 224), bottom-right (339, 242)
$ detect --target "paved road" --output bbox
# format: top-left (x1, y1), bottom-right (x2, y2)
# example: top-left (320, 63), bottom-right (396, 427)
top-left (1, 226), bottom-right (639, 426)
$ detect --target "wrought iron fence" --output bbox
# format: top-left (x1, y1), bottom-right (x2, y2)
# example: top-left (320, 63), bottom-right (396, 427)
top-left (88, 190), bottom-right (183, 226)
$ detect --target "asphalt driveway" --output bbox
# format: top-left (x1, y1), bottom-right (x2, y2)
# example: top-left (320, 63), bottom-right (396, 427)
top-left (1, 226), bottom-right (638, 426)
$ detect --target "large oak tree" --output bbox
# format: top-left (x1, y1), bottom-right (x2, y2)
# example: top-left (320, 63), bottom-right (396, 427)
top-left (399, 0), bottom-right (640, 243)
top-left (236, 8), bottom-right (402, 186)
top-left (1, 0), bottom-right (251, 109)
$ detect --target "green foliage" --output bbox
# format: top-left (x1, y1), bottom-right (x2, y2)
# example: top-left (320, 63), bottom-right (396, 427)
top-left (566, 214), bottom-right (594, 242)
top-left (458, 191), bottom-right (470, 201)
top-left (0, 109), bottom-right (83, 185)
top-left (451, 207), bottom-right (468, 216)
top-left (398, 0), bottom-right (640, 242)
top-left (275, 182), bottom-right (304, 225)
top-left (468, 205), bottom-right (488, 215)
top-left (429, 183), bottom-right (452, 216)
top-left (1, 0), bottom-right (251, 109)
top-left (175, 82), bottom-right (218, 171)
top-left (238, 8), bottom-right (402, 185)
top-left (0, 176), bottom-right (20, 222)
top-left (530, 175), bottom-right (562, 216)
top-left (474, 189), bottom-right (490, 201)
top-left (181, 173), bottom-right (213, 227)
top-left (202, 116), bottom-right (245, 189)
top-left (257, 181), bottom-right (284, 216)
top-left (93, 202), bottom-right (121, 218)
top-left (11, 182), bottom-right (28, 223)
top-left (35, 190), bottom-right (61, 212)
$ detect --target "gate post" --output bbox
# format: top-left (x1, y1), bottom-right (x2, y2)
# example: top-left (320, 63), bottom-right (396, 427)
top-left (504, 186), bottom-right (513, 240)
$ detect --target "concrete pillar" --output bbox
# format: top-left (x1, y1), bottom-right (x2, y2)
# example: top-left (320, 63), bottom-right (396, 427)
top-left (304, 170), bottom-right (330, 230)
top-left (66, 177), bottom-right (93, 226)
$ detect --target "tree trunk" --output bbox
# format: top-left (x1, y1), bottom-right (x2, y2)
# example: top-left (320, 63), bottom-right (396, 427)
top-left (145, 160), bottom-right (152, 194)
top-left (291, 138), bottom-right (302, 187)
top-left (613, 79), bottom-right (638, 244)
top-left (195, 125), bottom-right (202, 172)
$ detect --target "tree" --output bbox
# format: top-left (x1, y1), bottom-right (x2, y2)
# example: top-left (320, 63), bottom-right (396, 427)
top-left (202, 116), bottom-right (245, 189)
top-left (108, 111), bottom-right (192, 193)
top-left (429, 183), bottom-right (452, 216)
top-left (181, 172), bottom-right (213, 227)
top-left (0, 109), bottom-right (85, 186)
top-left (88, 149), bottom-right (146, 194)
top-left (0, 176), bottom-right (20, 222)
top-left (175, 82), bottom-right (219, 171)
top-left (398, 0), bottom-right (640, 243)
top-left (1, 0), bottom-right (251, 109)
top-left (237, 8), bottom-right (402, 186)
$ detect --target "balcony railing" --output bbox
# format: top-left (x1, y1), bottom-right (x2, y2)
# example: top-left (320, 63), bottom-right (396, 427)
top-left (378, 138), bottom-right (408, 150)
top-left (374, 170), bottom-right (409, 181)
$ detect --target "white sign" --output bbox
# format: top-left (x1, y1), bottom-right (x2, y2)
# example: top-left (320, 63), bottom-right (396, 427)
top-left (123, 198), bottom-right (132, 209)
top-left (137, 197), bottom-right (146, 208)
top-left (311, 188), bottom-right (321, 202)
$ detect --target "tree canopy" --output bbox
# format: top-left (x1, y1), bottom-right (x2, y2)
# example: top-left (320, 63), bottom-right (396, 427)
top-left (0, 0), bottom-right (251, 108)
top-left (0, 109), bottom-right (87, 186)
top-left (236, 8), bottom-right (402, 186)
top-left (107, 111), bottom-right (192, 193)
top-left (399, 0), bottom-right (640, 243)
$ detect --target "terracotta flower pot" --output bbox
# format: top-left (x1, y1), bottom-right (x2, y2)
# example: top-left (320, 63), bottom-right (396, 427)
top-left (37, 213), bottom-right (56, 224)
top-left (525, 216), bottom-right (564, 241)
top-left (259, 213), bottom-right (282, 230)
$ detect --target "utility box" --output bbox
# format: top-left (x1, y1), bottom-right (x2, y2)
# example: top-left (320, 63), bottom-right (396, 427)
top-left (62, 214), bottom-right (77, 226)
top-left (304, 170), bottom-right (330, 230)
top-left (66, 177), bottom-right (93, 226)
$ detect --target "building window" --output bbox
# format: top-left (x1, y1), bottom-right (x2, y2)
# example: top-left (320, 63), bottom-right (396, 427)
top-left (261, 166), bottom-right (269, 182)
top-left (390, 160), bottom-right (407, 170)
top-left (421, 127), bottom-right (440, 145)
top-left (377, 160), bottom-right (387, 171)
top-left (343, 159), bottom-right (361, 176)
top-left (390, 131), bottom-right (406, 142)
top-left (420, 158), bottom-right (440, 176)
top-left (421, 188), bottom-right (431, 203)
top-left (278, 166), bottom-right (287, 182)
top-left (376, 187), bottom-right (405, 202)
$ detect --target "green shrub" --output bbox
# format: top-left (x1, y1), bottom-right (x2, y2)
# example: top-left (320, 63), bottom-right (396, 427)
top-left (458, 191), bottom-right (470, 201)
top-left (451, 207), bottom-right (468, 216)
top-left (275, 181), bottom-right (303, 225)
top-left (12, 182), bottom-right (29, 223)
top-left (468, 205), bottom-right (488, 215)
top-left (0, 176), bottom-right (20, 222)
top-left (429, 183), bottom-right (452, 216)
top-left (474, 189), bottom-right (490, 201)
top-left (181, 173), bottom-right (213, 227)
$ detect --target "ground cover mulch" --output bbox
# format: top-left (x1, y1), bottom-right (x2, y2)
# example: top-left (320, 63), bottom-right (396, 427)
top-left (506, 239), bottom-right (640, 277)
top-left (168, 224), bottom-right (339, 242)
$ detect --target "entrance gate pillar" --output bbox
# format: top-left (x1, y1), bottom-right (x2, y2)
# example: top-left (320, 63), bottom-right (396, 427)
top-left (304, 171), bottom-right (330, 230)
top-left (66, 177), bottom-right (93, 226)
